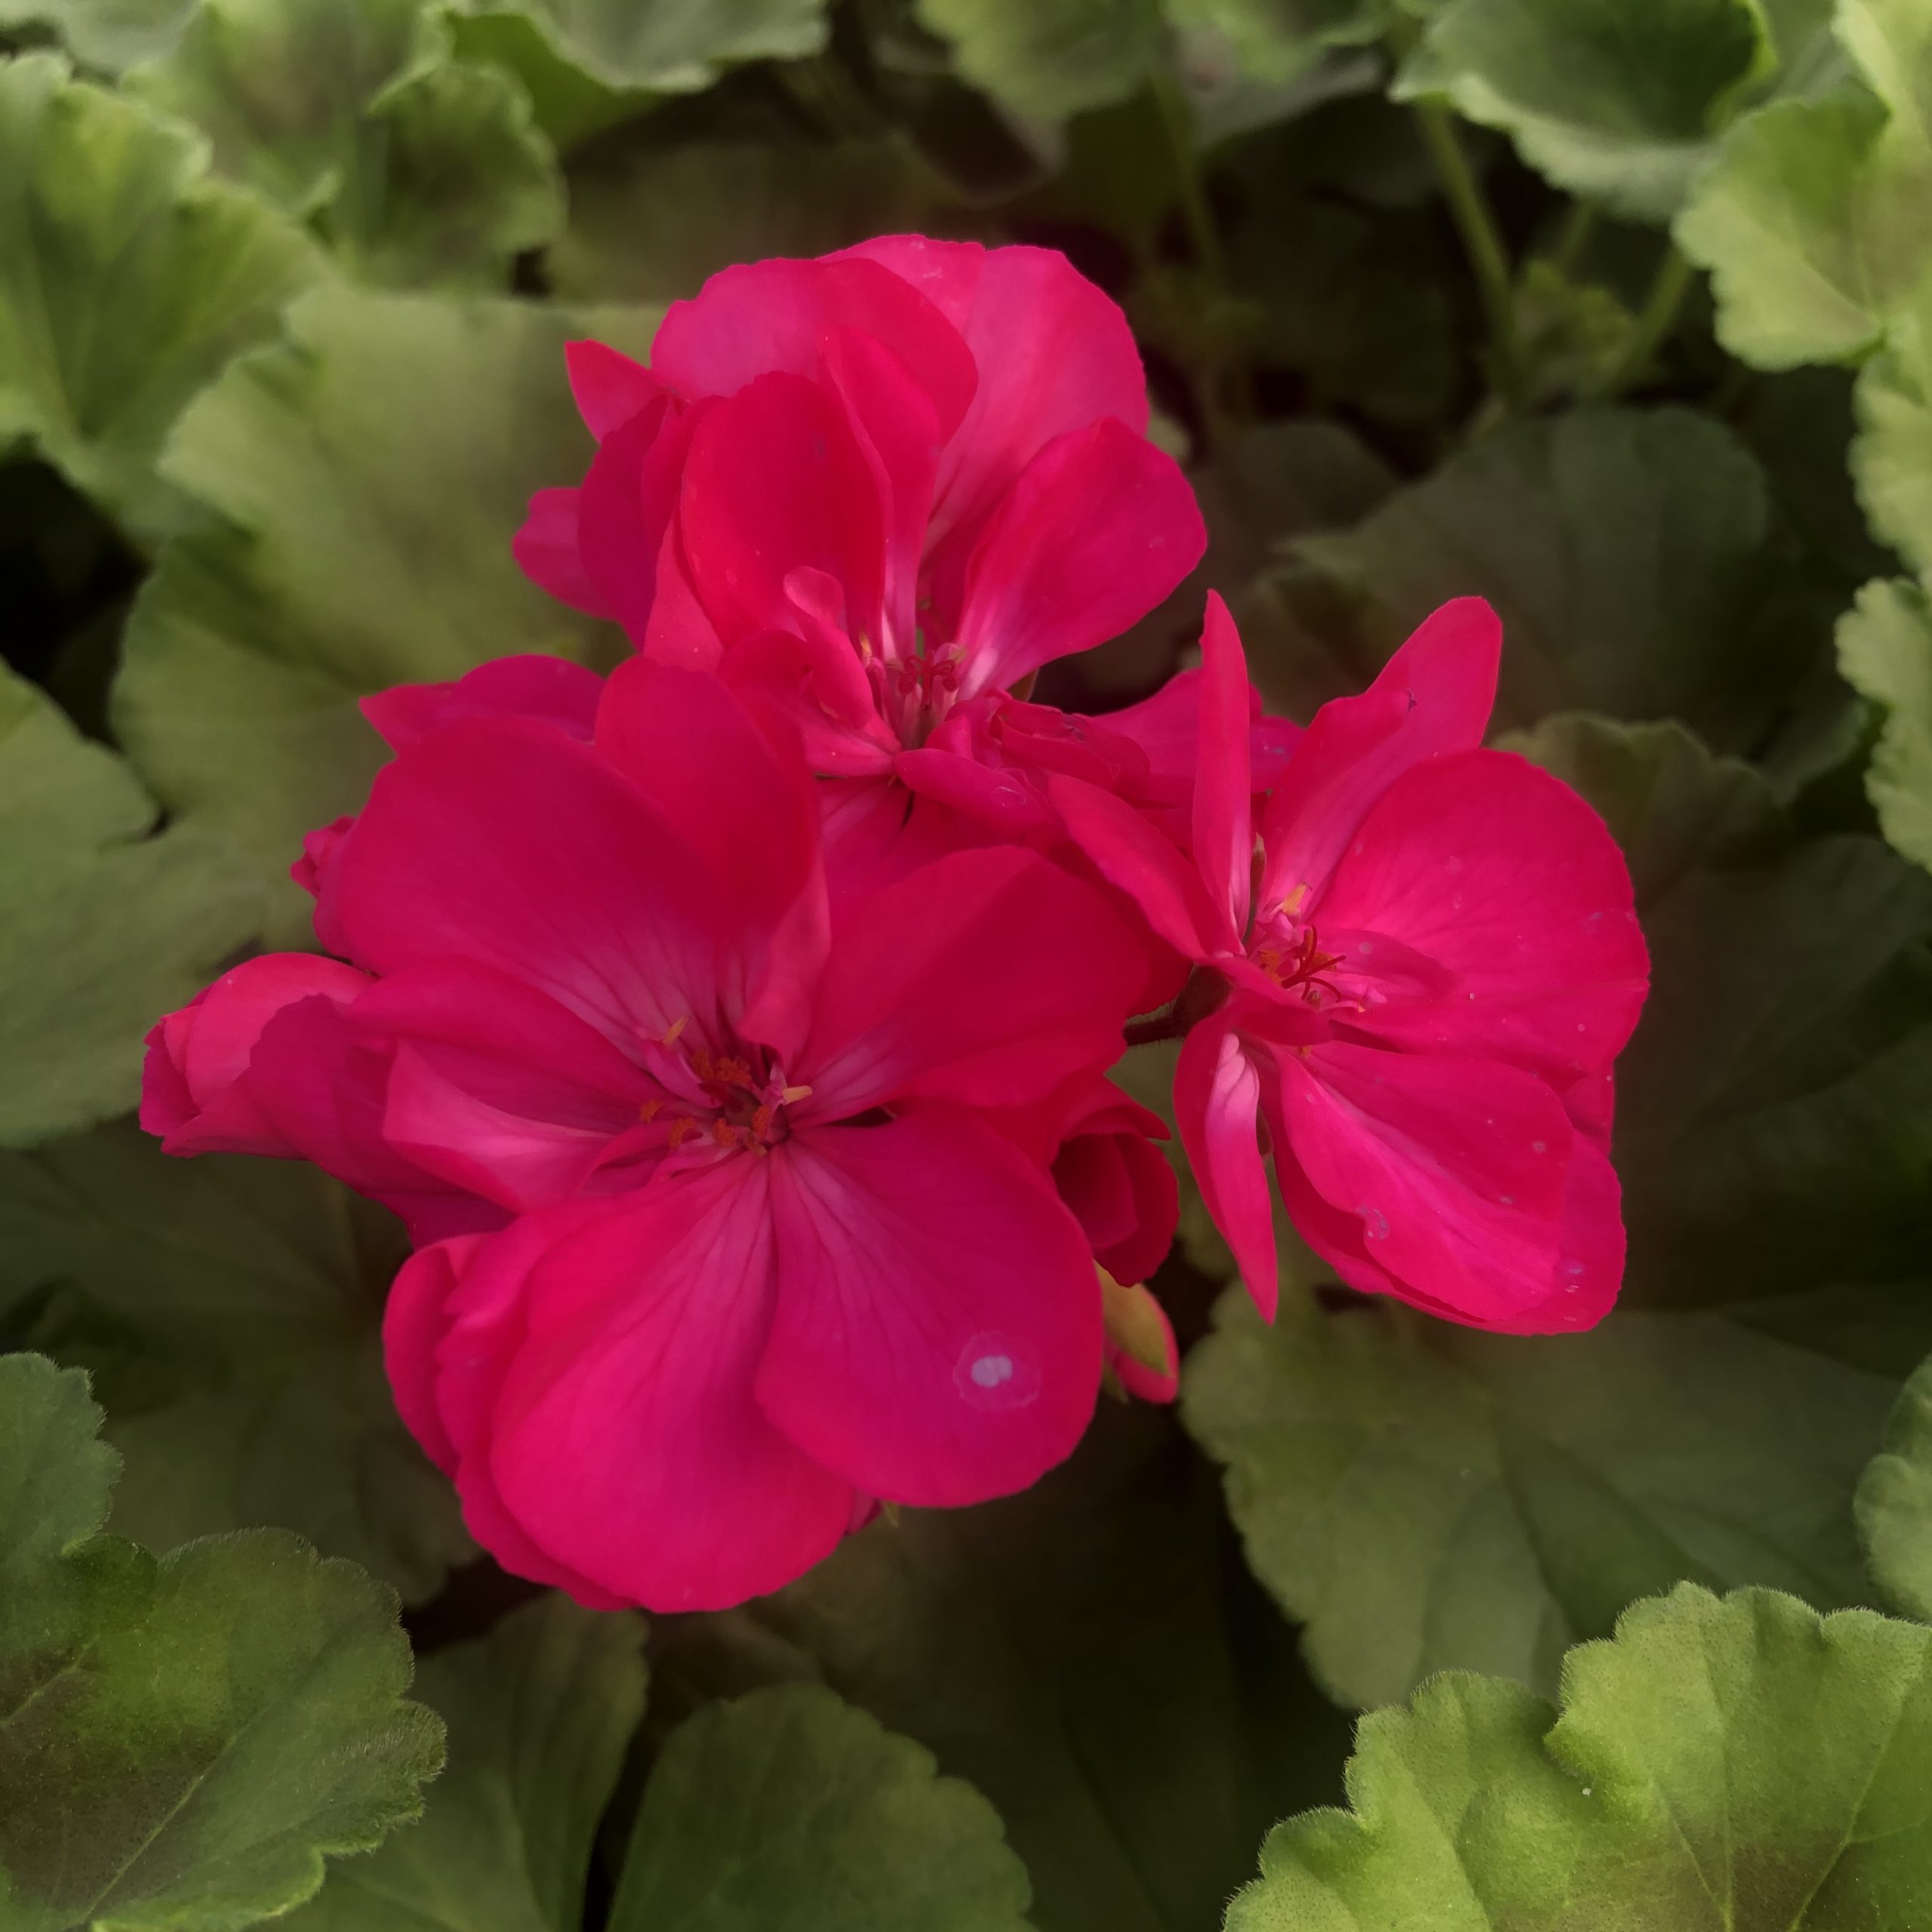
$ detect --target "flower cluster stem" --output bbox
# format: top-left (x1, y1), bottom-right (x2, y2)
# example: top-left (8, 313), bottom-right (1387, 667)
top-left (1586, 245), bottom-right (1694, 401)
top-left (1409, 97), bottom-right (1524, 410)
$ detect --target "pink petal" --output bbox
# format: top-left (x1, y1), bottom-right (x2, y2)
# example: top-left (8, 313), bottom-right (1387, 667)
top-left (332, 716), bottom-right (725, 1054)
top-left (1085, 668), bottom-right (1297, 807)
top-left (140, 954), bottom-right (373, 1157)
top-left (565, 338), bottom-right (663, 438)
top-left (677, 373), bottom-right (885, 651)
top-left (1317, 748), bottom-right (1649, 1081)
top-left (823, 327), bottom-right (945, 654)
top-left (595, 660), bottom-right (829, 1058)
top-left (243, 994), bottom-right (505, 1243)
top-left (952, 418), bottom-right (1205, 698)
top-left (350, 961), bottom-right (651, 1211)
top-left (892, 745), bottom-right (1060, 839)
top-left (817, 776), bottom-right (983, 918)
top-left (386, 1212), bottom-right (635, 1609)
top-left (1054, 1119), bottom-right (1178, 1287)
top-left (577, 394), bottom-right (682, 647)
top-left (1273, 1041), bottom-right (1589, 1329)
top-left (1192, 592), bottom-right (1254, 942)
top-left (361, 656), bottom-right (604, 752)
top-left (798, 845), bottom-right (1140, 1116)
top-left (758, 1113), bottom-right (1102, 1505)
top-left (721, 623), bottom-right (898, 778)
top-left (1048, 772), bottom-right (1224, 958)
top-left (909, 242), bottom-right (1151, 558)
top-left (512, 488), bottom-right (611, 616)
top-left (1257, 596), bottom-right (1501, 911)
top-left (652, 254), bottom-right (976, 444)
top-left (485, 1159), bottom-right (857, 1611)
top-left (1174, 1014), bottom-right (1278, 1318)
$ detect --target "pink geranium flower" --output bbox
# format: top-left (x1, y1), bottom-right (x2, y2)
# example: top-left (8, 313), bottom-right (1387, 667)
top-left (512, 238), bottom-right (1217, 842)
top-left (1052, 595), bottom-right (1651, 1334)
top-left (144, 659), bottom-right (1155, 1609)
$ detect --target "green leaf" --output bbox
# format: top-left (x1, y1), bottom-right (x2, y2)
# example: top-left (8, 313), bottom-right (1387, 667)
top-left (550, 137), bottom-right (940, 305)
top-left (653, 1402), bottom-right (1356, 1932)
top-left (1166, 0), bottom-right (1385, 88)
top-left (1838, 576), bottom-right (1932, 872)
top-left (128, 0), bottom-right (565, 290)
top-left (284, 1594), bottom-right (647, 1930)
top-left (912, 0), bottom-right (1164, 123)
top-left (0, 1118), bottom-right (473, 1601)
top-left (0, 51), bottom-right (328, 536)
top-left (1859, 1354), bottom-right (1932, 1621)
top-left (1252, 408), bottom-right (1828, 755)
top-left (0, 0), bottom-right (192, 72)
top-left (1185, 716), bottom-right (1932, 1708)
top-left (0, 1351), bottom-right (444, 1932)
top-left (1226, 1583), bottom-right (1932, 1930)
top-left (1853, 274), bottom-right (1932, 578)
top-left (1679, 0), bottom-right (1932, 369)
top-left (112, 284), bottom-right (651, 943)
top-left (450, 0), bottom-right (829, 94)
top-left (1397, 0), bottom-right (1774, 222)
top-left (610, 1684), bottom-right (1033, 1932)
top-left (1184, 1274), bottom-right (1932, 1709)
top-left (0, 664), bottom-right (260, 1149)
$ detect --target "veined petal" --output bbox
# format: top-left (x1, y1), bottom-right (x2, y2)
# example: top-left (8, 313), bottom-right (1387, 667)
top-left (361, 654), bottom-right (603, 752)
top-left (511, 488), bottom-right (608, 615)
top-left (952, 418), bottom-right (1204, 698)
top-left (332, 715), bottom-right (728, 1053)
top-left (798, 845), bottom-right (1140, 1116)
top-left (565, 337), bottom-right (663, 438)
top-left (1174, 1015), bottom-right (1278, 1318)
top-left (1048, 773), bottom-right (1226, 958)
top-left (1317, 747), bottom-right (1649, 1081)
top-left (651, 253), bottom-right (976, 442)
top-left (1192, 592), bottom-right (1254, 943)
top-left (1272, 1041), bottom-right (1592, 1329)
top-left (486, 1160), bottom-right (857, 1611)
top-left (1258, 597), bottom-right (1501, 912)
top-left (758, 1114), bottom-right (1102, 1506)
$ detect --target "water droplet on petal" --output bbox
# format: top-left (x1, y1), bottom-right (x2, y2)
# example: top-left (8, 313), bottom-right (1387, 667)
top-left (1358, 940), bottom-right (1374, 956)
top-left (955, 1333), bottom-right (1041, 1410)
top-left (1499, 1195), bottom-right (1515, 1207)
top-left (1562, 1260), bottom-right (1586, 1277)
top-left (1358, 1205), bottom-right (1390, 1241)
top-left (1532, 1140), bottom-right (1548, 1154)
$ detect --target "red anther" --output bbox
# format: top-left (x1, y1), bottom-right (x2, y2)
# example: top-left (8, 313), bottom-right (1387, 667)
top-left (750, 1103), bottom-right (776, 1140)
top-left (666, 1116), bottom-right (697, 1149)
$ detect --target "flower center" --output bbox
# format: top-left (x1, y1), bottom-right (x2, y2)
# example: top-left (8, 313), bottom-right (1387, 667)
top-left (863, 630), bottom-right (964, 748)
top-left (1250, 917), bottom-right (1349, 1008)
top-left (638, 1018), bottom-right (810, 1154)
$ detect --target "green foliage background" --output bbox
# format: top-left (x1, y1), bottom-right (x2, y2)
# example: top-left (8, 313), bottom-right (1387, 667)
top-left (3, 0), bottom-right (1932, 1924)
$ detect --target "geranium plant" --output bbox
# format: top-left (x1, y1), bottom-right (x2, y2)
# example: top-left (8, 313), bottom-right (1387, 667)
top-left (3, 2), bottom-right (1931, 1927)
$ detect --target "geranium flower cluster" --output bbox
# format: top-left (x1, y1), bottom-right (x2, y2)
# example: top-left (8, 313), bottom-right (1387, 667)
top-left (142, 238), bottom-right (1648, 1612)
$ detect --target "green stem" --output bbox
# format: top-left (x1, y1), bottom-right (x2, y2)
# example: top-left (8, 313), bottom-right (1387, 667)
top-left (1411, 97), bottom-right (1524, 408)
top-left (1550, 201), bottom-right (1598, 276)
top-left (1152, 68), bottom-right (1225, 288)
top-left (1587, 245), bottom-right (1694, 401)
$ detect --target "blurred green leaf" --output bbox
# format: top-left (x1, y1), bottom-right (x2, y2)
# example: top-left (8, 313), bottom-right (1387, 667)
top-left (1859, 1352), bottom-right (1932, 1620)
top-left (1221, 198), bottom-right (1457, 423)
top-left (0, 1350), bottom-right (444, 1931)
top-left (611, 1684), bottom-right (1034, 1932)
top-left (285, 1594), bottom-right (647, 1930)
top-left (1226, 1584), bottom-right (1932, 1930)
top-left (1251, 408), bottom-right (1831, 753)
top-left (1168, 0), bottom-right (1383, 89)
top-left (1398, 0), bottom-right (1792, 223)
top-left (449, 0), bottom-right (829, 92)
top-left (128, 0), bottom-right (565, 289)
top-left (913, 0), bottom-right (1162, 123)
top-left (0, 51), bottom-right (327, 537)
top-left (0, 664), bottom-right (260, 1149)
top-left (1679, 0), bottom-right (1932, 369)
top-left (1838, 576), bottom-right (1932, 873)
top-left (0, 1118), bottom-right (475, 1599)
top-left (113, 285), bottom-right (650, 943)
top-left (552, 136), bottom-right (942, 304)
top-left (651, 1403), bottom-right (1352, 1932)
top-left (0, 0), bottom-right (192, 71)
